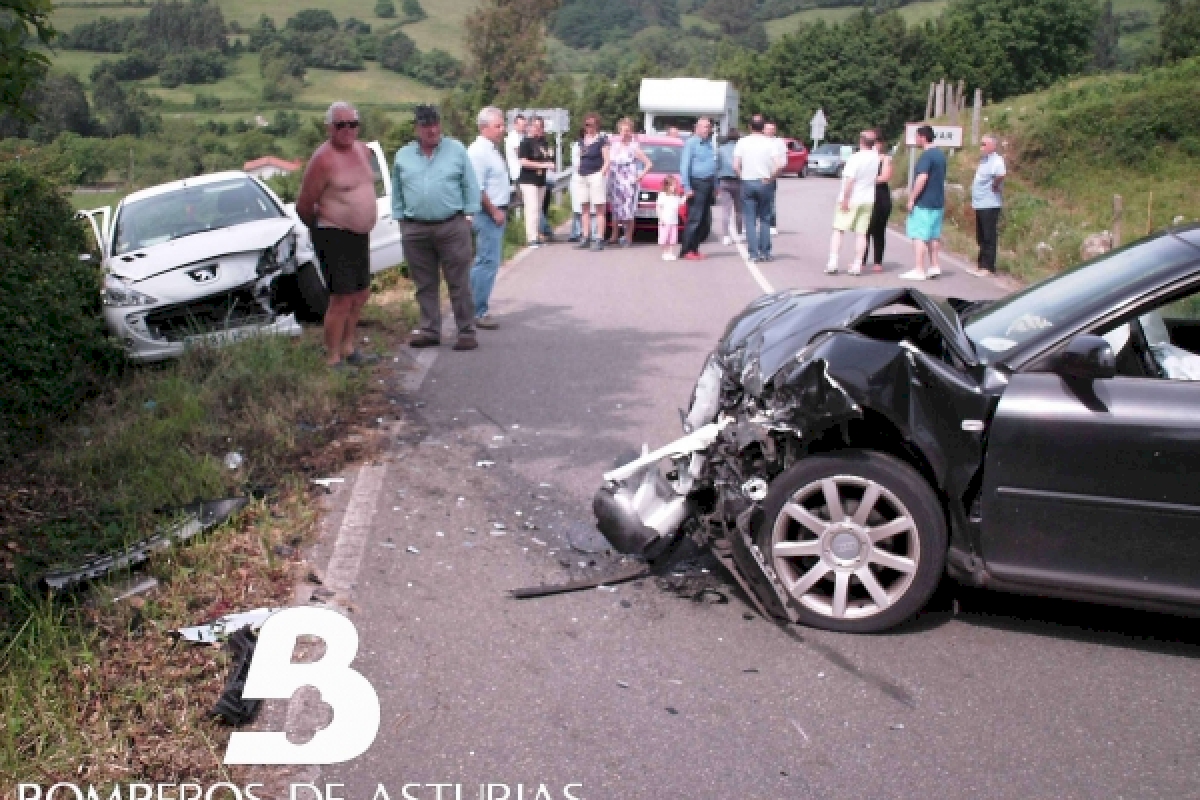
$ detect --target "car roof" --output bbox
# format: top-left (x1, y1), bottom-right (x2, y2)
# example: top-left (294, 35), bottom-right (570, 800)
top-left (637, 134), bottom-right (684, 146)
top-left (121, 171), bottom-right (256, 206)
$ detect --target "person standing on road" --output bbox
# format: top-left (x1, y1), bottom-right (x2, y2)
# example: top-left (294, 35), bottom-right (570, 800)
top-left (764, 120), bottom-right (787, 235)
top-left (295, 101), bottom-right (377, 368)
top-left (825, 130), bottom-right (879, 275)
top-left (516, 116), bottom-right (555, 248)
top-left (573, 112), bottom-right (610, 251)
top-left (393, 104), bottom-right (482, 351)
top-left (505, 113), bottom-right (526, 183)
top-left (902, 125), bottom-right (947, 281)
top-left (679, 116), bottom-right (718, 261)
top-left (968, 133), bottom-right (1006, 277)
top-left (861, 133), bottom-right (893, 272)
top-left (656, 174), bottom-right (684, 261)
top-left (467, 106), bottom-right (510, 331)
top-left (716, 128), bottom-right (744, 246)
top-left (605, 117), bottom-right (653, 247)
top-left (734, 115), bottom-right (784, 263)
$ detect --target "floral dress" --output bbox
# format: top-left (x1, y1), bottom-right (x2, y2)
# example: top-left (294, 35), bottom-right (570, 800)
top-left (607, 139), bottom-right (643, 222)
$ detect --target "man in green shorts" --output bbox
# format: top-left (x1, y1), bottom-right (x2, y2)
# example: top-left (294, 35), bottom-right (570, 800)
top-left (902, 125), bottom-right (945, 281)
top-left (826, 130), bottom-right (880, 275)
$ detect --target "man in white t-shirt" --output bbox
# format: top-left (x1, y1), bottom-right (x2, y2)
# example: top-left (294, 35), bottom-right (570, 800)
top-left (826, 130), bottom-right (880, 275)
top-left (504, 113), bottom-right (526, 182)
top-left (734, 116), bottom-right (785, 262)
top-left (764, 121), bottom-right (787, 234)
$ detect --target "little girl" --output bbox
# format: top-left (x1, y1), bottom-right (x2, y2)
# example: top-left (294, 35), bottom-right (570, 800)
top-left (656, 175), bottom-right (684, 261)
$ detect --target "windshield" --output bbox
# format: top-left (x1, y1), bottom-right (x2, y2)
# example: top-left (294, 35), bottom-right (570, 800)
top-left (112, 177), bottom-right (282, 254)
top-left (643, 144), bottom-right (682, 174)
top-left (963, 234), bottom-right (1200, 364)
top-left (814, 144), bottom-right (843, 155)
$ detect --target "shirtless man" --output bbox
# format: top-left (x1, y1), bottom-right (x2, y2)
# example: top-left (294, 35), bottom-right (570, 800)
top-left (296, 101), bottom-right (378, 366)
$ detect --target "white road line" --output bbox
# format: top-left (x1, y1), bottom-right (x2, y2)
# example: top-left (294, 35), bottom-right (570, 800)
top-left (397, 346), bottom-right (438, 392)
top-left (324, 464), bottom-right (387, 598)
top-left (732, 224), bottom-right (776, 294)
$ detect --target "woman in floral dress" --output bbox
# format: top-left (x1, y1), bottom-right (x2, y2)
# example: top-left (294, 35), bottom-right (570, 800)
top-left (606, 117), bottom-right (653, 246)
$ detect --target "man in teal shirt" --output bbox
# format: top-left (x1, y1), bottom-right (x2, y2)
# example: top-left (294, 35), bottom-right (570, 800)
top-left (393, 104), bottom-right (483, 351)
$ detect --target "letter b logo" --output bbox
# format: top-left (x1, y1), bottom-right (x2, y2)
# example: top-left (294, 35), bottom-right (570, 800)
top-left (223, 607), bottom-right (380, 764)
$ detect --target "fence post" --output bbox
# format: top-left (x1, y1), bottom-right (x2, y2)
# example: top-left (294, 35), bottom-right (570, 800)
top-left (1112, 194), bottom-right (1123, 247)
top-left (925, 83), bottom-right (935, 120)
top-left (971, 88), bottom-right (982, 145)
top-left (935, 79), bottom-right (945, 117)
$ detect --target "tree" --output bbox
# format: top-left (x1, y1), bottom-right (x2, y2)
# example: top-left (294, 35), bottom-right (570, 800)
top-left (286, 8), bottom-right (339, 33)
top-left (934, 0), bottom-right (1099, 101)
top-left (1092, 0), bottom-right (1119, 70)
top-left (402, 0), bottom-right (427, 21)
top-left (375, 0), bottom-right (396, 19)
top-left (1160, 0), bottom-right (1200, 63)
top-left (702, 0), bottom-right (768, 51)
top-left (2, 0), bottom-right (57, 117)
top-left (379, 30), bottom-right (417, 72)
top-left (465, 0), bottom-right (561, 105)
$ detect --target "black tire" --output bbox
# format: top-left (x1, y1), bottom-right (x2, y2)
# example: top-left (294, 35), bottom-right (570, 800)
top-left (755, 449), bottom-right (946, 633)
top-left (834, 165), bottom-right (844, 179)
top-left (294, 260), bottom-right (329, 324)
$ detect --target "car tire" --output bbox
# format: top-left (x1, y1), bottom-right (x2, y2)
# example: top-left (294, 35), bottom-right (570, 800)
top-left (835, 165), bottom-right (844, 179)
top-left (755, 449), bottom-right (946, 633)
top-left (294, 260), bottom-right (329, 324)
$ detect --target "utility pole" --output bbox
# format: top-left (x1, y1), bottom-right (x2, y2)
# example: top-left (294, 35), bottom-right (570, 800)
top-left (129, 148), bottom-right (135, 186)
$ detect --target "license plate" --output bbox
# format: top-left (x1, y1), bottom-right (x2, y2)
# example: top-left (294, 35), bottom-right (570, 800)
top-left (634, 207), bottom-right (657, 219)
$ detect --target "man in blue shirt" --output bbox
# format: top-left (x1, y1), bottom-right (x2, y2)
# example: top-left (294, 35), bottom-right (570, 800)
top-left (467, 106), bottom-right (511, 330)
top-left (679, 117), bottom-right (717, 260)
top-left (968, 134), bottom-right (1006, 277)
top-left (902, 125), bottom-right (947, 281)
top-left (393, 104), bottom-right (482, 351)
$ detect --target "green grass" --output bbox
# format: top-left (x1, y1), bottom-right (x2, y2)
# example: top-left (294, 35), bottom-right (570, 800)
top-left (71, 189), bottom-right (127, 211)
top-left (765, 0), bottom-right (948, 40)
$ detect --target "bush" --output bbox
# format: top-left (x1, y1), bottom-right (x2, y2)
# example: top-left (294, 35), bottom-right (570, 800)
top-left (402, 0), bottom-right (427, 20)
top-left (0, 163), bottom-right (119, 459)
top-left (91, 50), bottom-right (161, 82)
top-left (375, 0), bottom-right (396, 19)
top-left (286, 8), bottom-right (339, 33)
top-left (159, 50), bottom-right (227, 88)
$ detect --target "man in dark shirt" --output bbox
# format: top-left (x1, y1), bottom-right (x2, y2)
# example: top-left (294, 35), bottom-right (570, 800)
top-left (516, 116), bottom-right (555, 248)
top-left (902, 125), bottom-right (947, 281)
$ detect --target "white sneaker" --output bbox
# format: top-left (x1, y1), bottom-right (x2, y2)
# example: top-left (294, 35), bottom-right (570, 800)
top-left (825, 262), bottom-right (838, 274)
top-left (927, 265), bottom-right (941, 278)
top-left (662, 252), bottom-right (670, 261)
top-left (899, 269), bottom-right (927, 281)
top-left (847, 265), bottom-right (862, 276)
top-left (722, 235), bottom-right (732, 246)
top-left (665, 252), bottom-right (677, 261)
top-left (736, 232), bottom-right (746, 242)
top-left (770, 227), bottom-right (779, 236)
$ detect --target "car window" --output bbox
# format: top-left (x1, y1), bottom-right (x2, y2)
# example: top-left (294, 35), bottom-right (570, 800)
top-left (814, 144), bottom-right (841, 155)
top-left (112, 177), bottom-right (283, 254)
top-left (963, 234), bottom-right (1200, 364)
top-left (643, 144), bottom-right (682, 174)
top-left (1096, 284), bottom-right (1200, 381)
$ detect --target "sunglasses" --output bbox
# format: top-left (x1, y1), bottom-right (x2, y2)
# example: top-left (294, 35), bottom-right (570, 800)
top-left (333, 120), bottom-right (360, 130)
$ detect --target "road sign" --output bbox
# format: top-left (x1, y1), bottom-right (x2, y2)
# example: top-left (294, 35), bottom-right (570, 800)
top-left (905, 123), bottom-right (963, 148)
top-left (810, 108), bottom-right (827, 143)
top-left (509, 108), bottom-right (570, 134)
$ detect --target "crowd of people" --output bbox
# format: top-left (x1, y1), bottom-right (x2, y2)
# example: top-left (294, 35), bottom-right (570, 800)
top-left (297, 102), bottom-right (1005, 362)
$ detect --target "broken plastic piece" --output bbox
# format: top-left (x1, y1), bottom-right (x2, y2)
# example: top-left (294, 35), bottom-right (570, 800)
top-left (174, 607), bottom-right (281, 644)
top-left (407, 545), bottom-right (420, 554)
top-left (212, 629), bottom-right (261, 726)
top-left (476, 460), bottom-right (496, 468)
top-left (312, 477), bottom-right (345, 487)
top-left (223, 452), bottom-right (244, 470)
top-left (510, 562), bottom-right (650, 599)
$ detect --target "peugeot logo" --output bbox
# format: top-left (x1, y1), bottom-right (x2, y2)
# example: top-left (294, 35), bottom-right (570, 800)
top-left (188, 266), bottom-right (218, 282)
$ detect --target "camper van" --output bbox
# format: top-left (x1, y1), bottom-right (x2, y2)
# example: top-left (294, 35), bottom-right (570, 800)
top-left (639, 78), bottom-right (739, 136)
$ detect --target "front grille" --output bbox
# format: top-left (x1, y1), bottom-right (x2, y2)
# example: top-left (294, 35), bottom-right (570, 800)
top-left (143, 288), bottom-right (271, 342)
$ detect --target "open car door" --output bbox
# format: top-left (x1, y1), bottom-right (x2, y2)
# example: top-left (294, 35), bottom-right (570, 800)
top-left (366, 141), bottom-right (404, 274)
top-left (77, 206), bottom-right (112, 266)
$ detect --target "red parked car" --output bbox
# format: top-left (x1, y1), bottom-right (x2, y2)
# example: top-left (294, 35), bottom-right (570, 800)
top-left (628, 133), bottom-right (685, 234)
top-left (780, 137), bottom-right (809, 177)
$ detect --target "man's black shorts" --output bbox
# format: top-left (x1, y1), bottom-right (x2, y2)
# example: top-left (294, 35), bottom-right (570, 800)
top-left (313, 227), bottom-right (371, 295)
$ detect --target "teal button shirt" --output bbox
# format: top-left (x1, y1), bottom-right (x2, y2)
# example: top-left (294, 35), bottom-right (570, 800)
top-left (391, 136), bottom-right (482, 221)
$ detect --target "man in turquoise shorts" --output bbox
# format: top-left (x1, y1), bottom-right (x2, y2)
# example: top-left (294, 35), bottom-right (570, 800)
top-left (902, 125), bottom-right (945, 281)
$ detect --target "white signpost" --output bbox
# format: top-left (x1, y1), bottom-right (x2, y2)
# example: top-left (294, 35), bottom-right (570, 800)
top-left (810, 108), bottom-right (827, 147)
top-left (904, 123), bottom-right (964, 148)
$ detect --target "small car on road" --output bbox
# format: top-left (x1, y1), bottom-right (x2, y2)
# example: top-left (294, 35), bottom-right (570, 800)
top-left (805, 143), bottom-right (852, 177)
top-left (595, 225), bottom-right (1200, 632)
top-left (629, 133), bottom-right (685, 234)
top-left (780, 137), bottom-right (809, 177)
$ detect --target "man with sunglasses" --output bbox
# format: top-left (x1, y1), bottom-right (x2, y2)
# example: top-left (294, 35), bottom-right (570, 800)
top-left (296, 101), bottom-right (378, 367)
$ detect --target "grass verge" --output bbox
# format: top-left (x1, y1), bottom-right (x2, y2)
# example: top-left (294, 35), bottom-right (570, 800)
top-left (0, 279), bottom-right (418, 782)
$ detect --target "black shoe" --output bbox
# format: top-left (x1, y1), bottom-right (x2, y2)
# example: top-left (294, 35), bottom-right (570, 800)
top-left (591, 239), bottom-right (606, 251)
top-left (408, 332), bottom-right (441, 348)
top-left (574, 238), bottom-right (592, 249)
top-left (453, 334), bottom-right (478, 351)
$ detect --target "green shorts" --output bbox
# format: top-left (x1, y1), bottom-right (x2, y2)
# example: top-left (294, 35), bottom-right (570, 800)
top-left (833, 203), bottom-right (873, 234)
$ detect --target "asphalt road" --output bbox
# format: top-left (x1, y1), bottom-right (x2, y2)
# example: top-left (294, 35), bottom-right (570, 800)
top-left (312, 176), bottom-right (1199, 799)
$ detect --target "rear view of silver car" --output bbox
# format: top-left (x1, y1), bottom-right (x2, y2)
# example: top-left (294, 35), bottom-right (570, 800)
top-left (805, 143), bottom-right (852, 177)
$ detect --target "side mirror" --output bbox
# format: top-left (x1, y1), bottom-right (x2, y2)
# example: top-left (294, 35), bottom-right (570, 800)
top-left (1057, 334), bottom-right (1116, 381)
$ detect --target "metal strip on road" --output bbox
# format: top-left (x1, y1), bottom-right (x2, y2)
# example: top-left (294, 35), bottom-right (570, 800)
top-left (324, 464), bottom-right (387, 599)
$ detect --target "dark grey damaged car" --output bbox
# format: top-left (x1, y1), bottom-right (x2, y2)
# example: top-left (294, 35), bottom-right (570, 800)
top-left (595, 225), bottom-right (1200, 632)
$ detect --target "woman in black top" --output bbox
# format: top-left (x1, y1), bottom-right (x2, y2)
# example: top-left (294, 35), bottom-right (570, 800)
top-left (863, 134), bottom-right (893, 272)
top-left (517, 116), bottom-right (556, 246)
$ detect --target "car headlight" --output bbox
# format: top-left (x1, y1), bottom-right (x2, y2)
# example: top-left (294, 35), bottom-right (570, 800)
top-left (259, 231), bottom-right (298, 275)
top-left (102, 274), bottom-right (158, 307)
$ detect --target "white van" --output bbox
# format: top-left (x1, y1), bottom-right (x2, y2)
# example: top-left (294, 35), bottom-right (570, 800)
top-left (639, 78), bottom-right (740, 136)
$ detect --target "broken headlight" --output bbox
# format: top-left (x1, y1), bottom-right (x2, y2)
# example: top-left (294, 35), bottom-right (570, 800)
top-left (102, 274), bottom-right (158, 307)
top-left (258, 230), bottom-right (298, 275)
top-left (684, 355), bottom-right (723, 432)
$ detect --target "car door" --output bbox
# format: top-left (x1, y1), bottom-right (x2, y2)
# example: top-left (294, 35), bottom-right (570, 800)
top-left (366, 140), bottom-right (404, 273)
top-left (77, 206), bottom-right (112, 268)
top-left (786, 140), bottom-right (807, 174)
top-left (979, 283), bottom-right (1200, 606)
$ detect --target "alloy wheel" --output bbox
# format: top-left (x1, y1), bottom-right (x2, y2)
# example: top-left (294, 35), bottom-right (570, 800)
top-left (769, 474), bottom-right (920, 621)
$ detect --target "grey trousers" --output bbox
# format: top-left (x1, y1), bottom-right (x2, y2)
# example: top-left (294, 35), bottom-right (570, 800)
top-left (402, 215), bottom-right (476, 337)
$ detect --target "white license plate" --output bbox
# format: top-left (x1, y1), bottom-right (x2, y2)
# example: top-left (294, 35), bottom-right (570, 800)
top-left (634, 207), bottom-right (658, 219)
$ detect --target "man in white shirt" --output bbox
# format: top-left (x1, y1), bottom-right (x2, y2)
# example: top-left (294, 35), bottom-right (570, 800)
top-left (504, 113), bottom-right (526, 182)
top-left (733, 115), bottom-right (785, 262)
top-left (764, 121), bottom-right (787, 235)
top-left (826, 130), bottom-right (880, 275)
top-left (469, 106), bottom-right (513, 329)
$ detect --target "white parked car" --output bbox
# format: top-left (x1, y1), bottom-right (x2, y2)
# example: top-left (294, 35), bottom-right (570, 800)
top-left (79, 141), bottom-right (403, 363)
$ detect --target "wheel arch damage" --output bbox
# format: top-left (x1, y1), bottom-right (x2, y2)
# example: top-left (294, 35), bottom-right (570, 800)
top-left (594, 287), bottom-right (996, 620)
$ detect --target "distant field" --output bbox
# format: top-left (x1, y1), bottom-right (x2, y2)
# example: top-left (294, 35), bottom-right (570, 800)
top-left (765, 0), bottom-right (948, 39)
